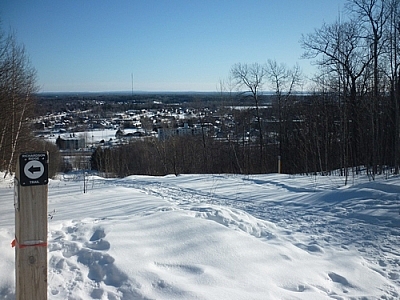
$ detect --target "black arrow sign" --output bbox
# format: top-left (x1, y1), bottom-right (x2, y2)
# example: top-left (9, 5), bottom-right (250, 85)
top-left (19, 153), bottom-right (48, 186)
top-left (28, 165), bottom-right (41, 174)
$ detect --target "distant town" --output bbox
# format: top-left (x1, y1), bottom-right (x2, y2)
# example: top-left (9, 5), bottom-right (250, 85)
top-left (30, 91), bottom-right (286, 173)
top-left (32, 91), bottom-right (277, 150)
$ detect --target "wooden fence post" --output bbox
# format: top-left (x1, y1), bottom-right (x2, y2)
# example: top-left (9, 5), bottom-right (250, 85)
top-left (14, 152), bottom-right (48, 300)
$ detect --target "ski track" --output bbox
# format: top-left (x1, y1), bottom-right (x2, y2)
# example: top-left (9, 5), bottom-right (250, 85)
top-left (93, 174), bottom-right (400, 297)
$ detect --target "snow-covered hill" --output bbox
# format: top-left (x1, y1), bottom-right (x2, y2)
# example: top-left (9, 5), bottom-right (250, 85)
top-left (0, 172), bottom-right (399, 299)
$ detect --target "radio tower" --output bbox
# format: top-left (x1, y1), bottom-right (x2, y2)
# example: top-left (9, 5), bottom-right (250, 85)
top-left (131, 73), bottom-right (134, 99)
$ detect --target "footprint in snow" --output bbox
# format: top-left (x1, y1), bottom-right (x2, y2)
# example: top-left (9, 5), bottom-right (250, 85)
top-left (49, 223), bottom-right (145, 299)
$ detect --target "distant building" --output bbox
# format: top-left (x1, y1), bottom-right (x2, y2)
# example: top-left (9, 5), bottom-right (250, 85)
top-left (177, 123), bottom-right (192, 136)
top-left (56, 135), bottom-right (85, 150)
top-left (115, 128), bottom-right (145, 140)
top-left (157, 123), bottom-right (210, 140)
top-left (157, 127), bottom-right (177, 141)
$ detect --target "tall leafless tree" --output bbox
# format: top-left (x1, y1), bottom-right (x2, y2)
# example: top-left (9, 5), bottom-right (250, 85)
top-left (231, 63), bottom-right (266, 172)
top-left (265, 59), bottom-right (302, 171)
top-left (386, 0), bottom-right (400, 173)
top-left (346, 0), bottom-right (389, 176)
top-left (301, 18), bottom-right (372, 180)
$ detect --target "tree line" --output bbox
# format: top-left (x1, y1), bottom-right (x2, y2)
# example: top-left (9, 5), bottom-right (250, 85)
top-left (300, 0), bottom-right (400, 180)
top-left (90, 135), bottom-right (275, 177)
top-left (222, 0), bottom-right (400, 180)
top-left (0, 23), bottom-right (60, 177)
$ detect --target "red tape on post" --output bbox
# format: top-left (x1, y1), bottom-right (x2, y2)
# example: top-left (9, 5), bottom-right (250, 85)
top-left (11, 237), bottom-right (47, 249)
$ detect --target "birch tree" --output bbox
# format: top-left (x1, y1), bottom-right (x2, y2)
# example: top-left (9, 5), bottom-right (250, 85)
top-left (0, 26), bottom-right (38, 175)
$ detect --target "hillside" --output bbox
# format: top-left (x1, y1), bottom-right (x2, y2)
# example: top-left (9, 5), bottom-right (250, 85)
top-left (0, 172), bottom-right (399, 299)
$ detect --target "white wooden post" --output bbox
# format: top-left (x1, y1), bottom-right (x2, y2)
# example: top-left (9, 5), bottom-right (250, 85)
top-left (14, 152), bottom-right (48, 300)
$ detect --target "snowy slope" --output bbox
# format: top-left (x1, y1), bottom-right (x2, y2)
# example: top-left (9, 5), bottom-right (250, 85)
top-left (0, 173), bottom-right (399, 299)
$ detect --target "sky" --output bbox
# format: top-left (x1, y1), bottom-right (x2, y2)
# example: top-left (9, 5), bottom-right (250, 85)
top-left (2, 1), bottom-right (346, 93)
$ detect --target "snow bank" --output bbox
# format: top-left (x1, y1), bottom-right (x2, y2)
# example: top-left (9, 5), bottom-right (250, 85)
top-left (0, 173), bottom-right (399, 299)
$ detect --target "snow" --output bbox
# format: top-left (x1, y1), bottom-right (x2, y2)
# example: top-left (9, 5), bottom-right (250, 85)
top-left (0, 172), bottom-right (399, 299)
top-left (44, 128), bottom-right (142, 144)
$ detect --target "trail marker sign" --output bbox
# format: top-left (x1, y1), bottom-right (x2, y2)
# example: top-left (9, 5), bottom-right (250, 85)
top-left (19, 153), bottom-right (48, 186)
top-left (15, 151), bottom-right (48, 300)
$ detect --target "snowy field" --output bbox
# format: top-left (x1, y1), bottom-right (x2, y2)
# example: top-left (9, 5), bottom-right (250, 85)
top-left (0, 172), bottom-right (399, 299)
top-left (44, 128), bottom-right (142, 145)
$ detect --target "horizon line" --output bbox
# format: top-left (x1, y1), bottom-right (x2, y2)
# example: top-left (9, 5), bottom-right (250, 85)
top-left (36, 90), bottom-right (314, 95)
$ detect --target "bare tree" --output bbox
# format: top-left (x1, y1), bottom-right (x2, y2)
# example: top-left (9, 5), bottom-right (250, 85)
top-left (346, 0), bottom-right (388, 97)
top-left (230, 63), bottom-right (266, 172)
top-left (0, 27), bottom-right (38, 175)
top-left (301, 19), bottom-right (372, 180)
top-left (265, 59), bottom-right (302, 171)
top-left (346, 0), bottom-right (390, 176)
top-left (301, 20), bottom-right (371, 101)
top-left (386, 0), bottom-right (400, 173)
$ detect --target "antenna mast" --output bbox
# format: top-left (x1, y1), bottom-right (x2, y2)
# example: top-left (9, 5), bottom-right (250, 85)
top-left (131, 73), bottom-right (134, 98)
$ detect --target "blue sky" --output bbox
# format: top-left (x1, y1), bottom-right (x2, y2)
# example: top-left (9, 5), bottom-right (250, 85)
top-left (2, 0), bottom-right (346, 92)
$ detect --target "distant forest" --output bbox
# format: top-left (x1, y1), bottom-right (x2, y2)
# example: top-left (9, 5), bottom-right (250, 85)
top-left (33, 92), bottom-right (269, 115)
